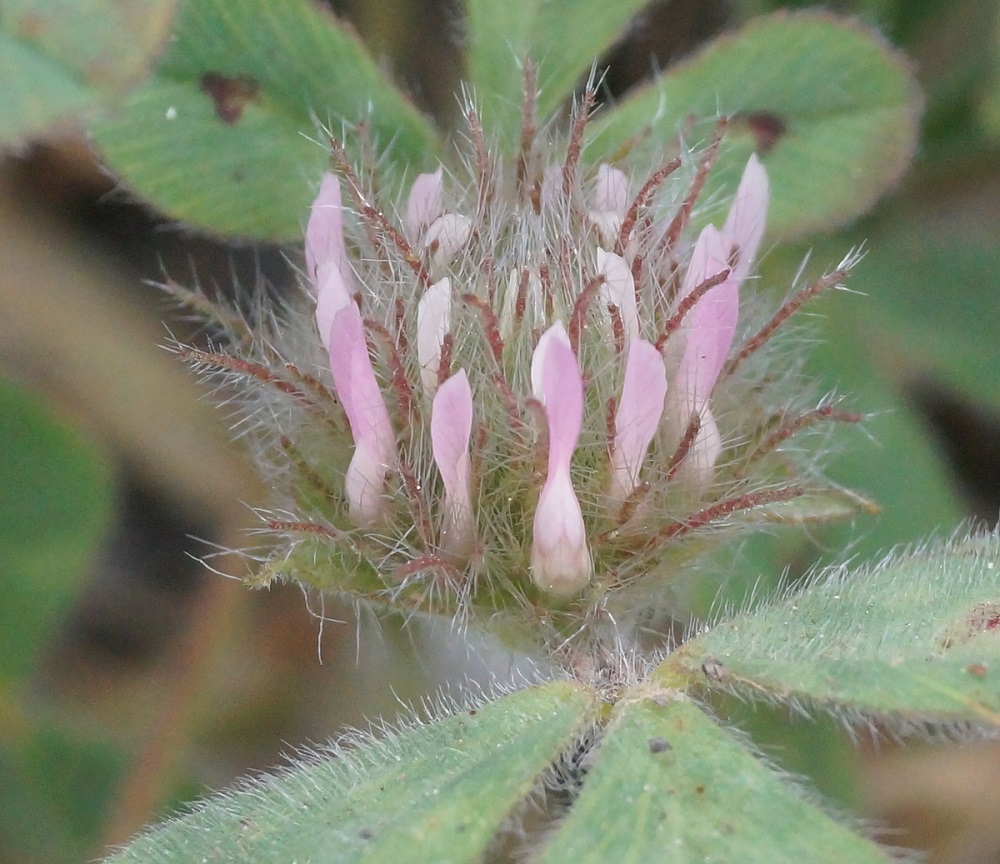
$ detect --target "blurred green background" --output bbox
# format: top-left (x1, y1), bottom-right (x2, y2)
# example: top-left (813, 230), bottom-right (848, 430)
top-left (2, 0), bottom-right (999, 861)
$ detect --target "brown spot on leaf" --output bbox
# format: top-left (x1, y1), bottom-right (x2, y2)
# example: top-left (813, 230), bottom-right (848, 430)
top-left (200, 71), bottom-right (260, 124)
top-left (967, 663), bottom-right (988, 678)
top-left (941, 602), bottom-right (1000, 649)
top-left (734, 110), bottom-right (787, 154)
top-left (648, 737), bottom-right (671, 754)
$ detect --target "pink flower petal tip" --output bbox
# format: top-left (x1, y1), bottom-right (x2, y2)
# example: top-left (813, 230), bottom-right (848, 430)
top-left (530, 323), bottom-right (592, 595)
top-left (431, 369), bottom-right (476, 558)
top-left (328, 303), bottom-right (396, 526)
top-left (722, 153), bottom-right (770, 282)
top-left (609, 339), bottom-right (667, 503)
top-left (405, 167), bottom-right (443, 239)
top-left (305, 172), bottom-right (348, 288)
top-left (417, 278), bottom-right (452, 396)
top-left (596, 248), bottom-right (639, 350)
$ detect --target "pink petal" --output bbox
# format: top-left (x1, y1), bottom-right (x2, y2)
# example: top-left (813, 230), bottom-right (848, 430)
top-left (672, 224), bottom-right (735, 412)
top-left (609, 339), bottom-right (667, 502)
top-left (417, 278), bottom-right (452, 395)
top-left (587, 166), bottom-right (630, 247)
top-left (431, 369), bottom-right (475, 556)
top-left (305, 173), bottom-right (348, 288)
top-left (405, 167), bottom-right (443, 238)
top-left (675, 268), bottom-right (739, 411)
top-left (677, 224), bottom-right (728, 306)
top-left (424, 213), bottom-right (472, 267)
top-left (315, 262), bottom-right (353, 351)
top-left (530, 323), bottom-right (591, 595)
top-left (328, 303), bottom-right (396, 525)
top-left (307, 173), bottom-right (356, 349)
top-left (721, 153), bottom-right (769, 282)
top-left (596, 248), bottom-right (639, 349)
top-left (667, 224), bottom-right (739, 481)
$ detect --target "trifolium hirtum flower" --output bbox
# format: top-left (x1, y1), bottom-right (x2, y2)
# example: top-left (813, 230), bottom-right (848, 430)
top-left (177, 83), bottom-right (866, 657)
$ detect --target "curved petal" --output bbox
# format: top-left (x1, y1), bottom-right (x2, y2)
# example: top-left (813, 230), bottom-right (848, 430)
top-left (669, 224), bottom-right (739, 482)
top-left (405, 167), bottom-right (443, 239)
top-left (305, 173), bottom-right (348, 287)
top-left (675, 270), bottom-right (739, 411)
top-left (677, 223), bottom-right (728, 306)
top-left (610, 339), bottom-right (667, 503)
top-left (530, 323), bottom-right (591, 595)
top-left (722, 153), bottom-right (770, 282)
top-left (417, 278), bottom-right (452, 396)
top-left (315, 262), bottom-right (353, 351)
top-left (431, 369), bottom-right (476, 556)
top-left (596, 248), bottom-right (639, 349)
top-left (328, 303), bottom-right (396, 525)
top-left (588, 165), bottom-right (629, 247)
top-left (424, 213), bottom-right (473, 267)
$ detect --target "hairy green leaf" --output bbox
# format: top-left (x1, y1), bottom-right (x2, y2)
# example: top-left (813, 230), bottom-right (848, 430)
top-left (463, 0), bottom-right (649, 145)
top-left (0, 378), bottom-right (114, 681)
top-left (1, 0), bottom-right (177, 144)
top-left (92, 0), bottom-right (441, 241)
top-left (586, 12), bottom-right (921, 238)
top-left (104, 681), bottom-right (594, 864)
top-left (535, 694), bottom-right (885, 864)
top-left (667, 533), bottom-right (1000, 726)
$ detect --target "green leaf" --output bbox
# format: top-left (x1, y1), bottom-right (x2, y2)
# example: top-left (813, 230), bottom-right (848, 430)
top-left (0, 719), bottom-right (125, 864)
top-left (104, 681), bottom-right (594, 864)
top-left (463, 0), bottom-right (649, 145)
top-left (667, 533), bottom-right (1000, 725)
top-left (586, 11), bottom-right (921, 238)
top-left (0, 378), bottom-right (114, 682)
top-left (1, 0), bottom-right (177, 145)
top-left (840, 212), bottom-right (1000, 407)
top-left (91, 0), bottom-right (441, 241)
top-left (770, 243), bottom-right (966, 564)
top-left (535, 695), bottom-right (885, 864)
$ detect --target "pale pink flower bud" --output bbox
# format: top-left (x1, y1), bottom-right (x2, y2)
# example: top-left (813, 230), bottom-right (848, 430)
top-left (430, 370), bottom-right (476, 558)
top-left (596, 248), bottom-right (639, 350)
top-left (417, 278), bottom-right (452, 396)
top-left (305, 172), bottom-right (350, 289)
top-left (609, 339), bottom-right (668, 504)
top-left (314, 263), bottom-right (353, 351)
top-left (671, 224), bottom-right (738, 482)
top-left (306, 173), bottom-right (355, 350)
top-left (530, 323), bottom-right (592, 596)
top-left (424, 213), bottom-right (473, 268)
top-left (722, 152), bottom-right (770, 282)
top-left (588, 164), bottom-right (629, 247)
top-left (328, 302), bottom-right (396, 526)
top-left (405, 167), bottom-right (444, 239)
top-left (677, 226), bottom-right (739, 407)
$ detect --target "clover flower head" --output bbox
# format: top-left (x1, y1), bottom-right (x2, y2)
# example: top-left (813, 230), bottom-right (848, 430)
top-left (188, 90), bottom-right (862, 648)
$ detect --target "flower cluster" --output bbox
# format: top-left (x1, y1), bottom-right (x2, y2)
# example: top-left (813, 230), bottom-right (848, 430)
top-left (307, 149), bottom-right (770, 597)
top-left (185, 98), bottom-right (860, 648)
